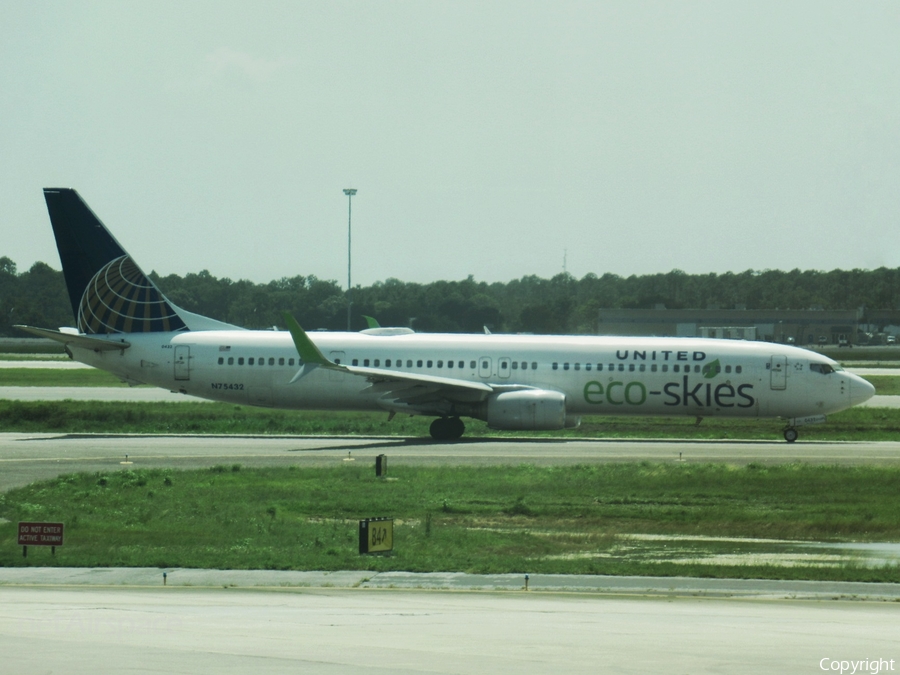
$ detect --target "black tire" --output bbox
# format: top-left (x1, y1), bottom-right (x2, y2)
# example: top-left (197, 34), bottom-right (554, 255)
top-left (448, 417), bottom-right (465, 440)
top-left (430, 417), bottom-right (466, 441)
top-left (429, 417), bottom-right (450, 440)
top-left (783, 428), bottom-right (798, 443)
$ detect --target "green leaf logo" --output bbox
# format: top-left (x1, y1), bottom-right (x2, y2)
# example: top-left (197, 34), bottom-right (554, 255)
top-left (703, 359), bottom-right (721, 379)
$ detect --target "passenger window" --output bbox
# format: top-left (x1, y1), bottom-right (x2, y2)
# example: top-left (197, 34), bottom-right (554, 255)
top-left (662, 364), bottom-right (668, 372)
top-left (531, 362), bottom-right (537, 370)
top-left (427, 360), bottom-right (433, 368)
top-left (417, 360), bottom-right (423, 367)
top-left (618, 364), bottom-right (624, 372)
top-left (374, 359), bottom-right (380, 367)
top-left (651, 364), bottom-right (657, 372)
top-left (471, 361), bottom-right (477, 369)
top-left (512, 362), bottom-right (518, 370)
top-left (364, 359), bottom-right (370, 367)
top-left (725, 365), bottom-right (732, 374)
top-left (227, 357), bottom-right (234, 365)
top-left (238, 357), bottom-right (244, 365)
top-left (639, 364), bottom-right (646, 372)
top-left (386, 359), bottom-right (391, 367)
top-left (248, 357), bottom-right (255, 365)
top-left (289, 358), bottom-right (295, 366)
top-left (585, 363), bottom-right (591, 371)
top-left (218, 357), bottom-right (224, 365)
top-left (437, 360), bottom-right (443, 368)
top-left (459, 361), bottom-right (465, 369)
top-left (279, 357), bottom-right (285, 366)
top-left (553, 363), bottom-right (558, 370)
top-left (563, 363), bottom-right (570, 371)
top-left (352, 359), bottom-right (359, 366)
top-left (408, 360), bottom-right (414, 367)
top-left (258, 358), bottom-right (264, 366)
top-left (736, 366), bottom-right (742, 374)
top-left (597, 364), bottom-right (603, 372)
top-left (267, 358), bottom-right (274, 366)
top-left (628, 364), bottom-right (635, 372)
top-left (674, 365), bottom-right (680, 373)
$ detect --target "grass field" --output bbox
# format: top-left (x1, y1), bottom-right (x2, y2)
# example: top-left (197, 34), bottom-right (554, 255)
top-left (0, 368), bottom-right (130, 387)
top-left (862, 375), bottom-right (900, 395)
top-left (1, 463), bottom-right (898, 581)
top-left (0, 400), bottom-right (898, 441)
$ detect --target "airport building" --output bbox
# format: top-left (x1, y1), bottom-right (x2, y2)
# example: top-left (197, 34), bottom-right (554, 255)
top-left (597, 308), bottom-right (862, 345)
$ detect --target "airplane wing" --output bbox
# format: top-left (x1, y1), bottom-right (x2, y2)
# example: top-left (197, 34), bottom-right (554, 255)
top-left (15, 325), bottom-right (131, 352)
top-left (283, 313), bottom-right (505, 414)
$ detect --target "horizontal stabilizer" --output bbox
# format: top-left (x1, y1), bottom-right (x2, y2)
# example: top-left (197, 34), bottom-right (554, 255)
top-left (15, 325), bottom-right (131, 351)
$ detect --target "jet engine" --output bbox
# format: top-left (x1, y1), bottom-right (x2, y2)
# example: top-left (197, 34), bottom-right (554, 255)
top-left (485, 389), bottom-right (574, 431)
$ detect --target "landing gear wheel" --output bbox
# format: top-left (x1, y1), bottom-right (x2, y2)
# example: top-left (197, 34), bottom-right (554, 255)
top-left (429, 417), bottom-right (466, 441)
top-left (783, 428), bottom-right (798, 443)
top-left (448, 417), bottom-right (465, 440)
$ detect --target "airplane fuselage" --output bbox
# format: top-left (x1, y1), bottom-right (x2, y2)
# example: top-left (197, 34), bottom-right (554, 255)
top-left (71, 330), bottom-right (869, 424)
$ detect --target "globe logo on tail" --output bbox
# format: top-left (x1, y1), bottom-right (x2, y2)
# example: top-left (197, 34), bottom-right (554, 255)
top-left (77, 256), bottom-right (187, 334)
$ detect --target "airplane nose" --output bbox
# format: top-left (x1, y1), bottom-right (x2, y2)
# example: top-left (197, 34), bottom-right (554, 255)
top-left (850, 375), bottom-right (876, 407)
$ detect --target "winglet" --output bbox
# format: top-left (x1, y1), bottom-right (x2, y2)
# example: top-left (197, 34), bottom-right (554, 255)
top-left (283, 313), bottom-right (343, 383)
top-left (283, 313), bottom-right (330, 364)
top-left (362, 315), bottom-right (380, 329)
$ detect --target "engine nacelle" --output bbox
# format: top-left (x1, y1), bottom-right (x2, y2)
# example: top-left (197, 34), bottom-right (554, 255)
top-left (485, 389), bottom-right (568, 430)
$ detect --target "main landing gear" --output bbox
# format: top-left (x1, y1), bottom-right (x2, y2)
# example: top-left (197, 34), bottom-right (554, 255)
top-left (783, 427), bottom-right (798, 443)
top-left (430, 416), bottom-right (465, 441)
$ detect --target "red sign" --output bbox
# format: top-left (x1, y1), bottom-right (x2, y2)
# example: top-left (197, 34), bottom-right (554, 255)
top-left (17, 522), bottom-right (64, 547)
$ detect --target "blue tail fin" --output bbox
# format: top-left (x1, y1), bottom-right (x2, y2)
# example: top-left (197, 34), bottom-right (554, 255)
top-left (43, 188), bottom-right (188, 334)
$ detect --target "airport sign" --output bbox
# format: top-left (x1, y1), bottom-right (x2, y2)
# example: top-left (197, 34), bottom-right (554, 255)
top-left (17, 522), bottom-right (64, 547)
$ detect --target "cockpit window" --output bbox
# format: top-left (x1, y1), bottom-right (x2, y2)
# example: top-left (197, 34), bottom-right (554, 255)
top-left (809, 363), bottom-right (835, 375)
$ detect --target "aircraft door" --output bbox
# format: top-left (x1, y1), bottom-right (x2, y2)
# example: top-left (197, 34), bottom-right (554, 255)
top-left (478, 357), bottom-right (492, 379)
top-left (769, 355), bottom-right (787, 390)
top-left (498, 357), bottom-right (511, 379)
top-left (174, 345), bottom-right (190, 381)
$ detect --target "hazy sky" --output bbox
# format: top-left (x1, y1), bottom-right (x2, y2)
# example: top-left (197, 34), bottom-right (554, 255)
top-left (2, 1), bottom-right (899, 286)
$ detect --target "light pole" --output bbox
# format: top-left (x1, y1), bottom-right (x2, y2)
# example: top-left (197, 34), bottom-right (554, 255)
top-left (343, 188), bottom-right (357, 331)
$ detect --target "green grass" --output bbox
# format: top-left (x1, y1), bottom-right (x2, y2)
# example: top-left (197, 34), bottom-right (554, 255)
top-left (1, 463), bottom-right (899, 582)
top-left (0, 354), bottom-right (69, 361)
top-left (0, 368), bottom-right (132, 387)
top-left (865, 375), bottom-right (900, 395)
top-left (0, 400), bottom-right (897, 441)
top-left (0, 342), bottom-right (65, 355)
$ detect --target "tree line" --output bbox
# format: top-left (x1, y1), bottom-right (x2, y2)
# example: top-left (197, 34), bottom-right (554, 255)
top-left (2, 255), bottom-right (899, 337)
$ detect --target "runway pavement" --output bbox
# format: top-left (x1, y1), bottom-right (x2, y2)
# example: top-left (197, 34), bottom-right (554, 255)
top-left (1, 584), bottom-right (898, 675)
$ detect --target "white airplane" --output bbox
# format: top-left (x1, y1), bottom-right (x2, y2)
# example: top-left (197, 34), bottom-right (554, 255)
top-left (18, 188), bottom-right (875, 442)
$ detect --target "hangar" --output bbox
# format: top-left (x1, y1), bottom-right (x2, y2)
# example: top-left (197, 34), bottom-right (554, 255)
top-left (597, 308), bottom-right (861, 345)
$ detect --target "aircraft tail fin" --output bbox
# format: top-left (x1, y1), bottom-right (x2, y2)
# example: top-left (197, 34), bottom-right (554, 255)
top-left (43, 188), bottom-right (238, 334)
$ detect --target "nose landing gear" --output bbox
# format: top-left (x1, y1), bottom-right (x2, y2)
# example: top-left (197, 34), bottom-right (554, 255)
top-left (783, 427), bottom-right (798, 443)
